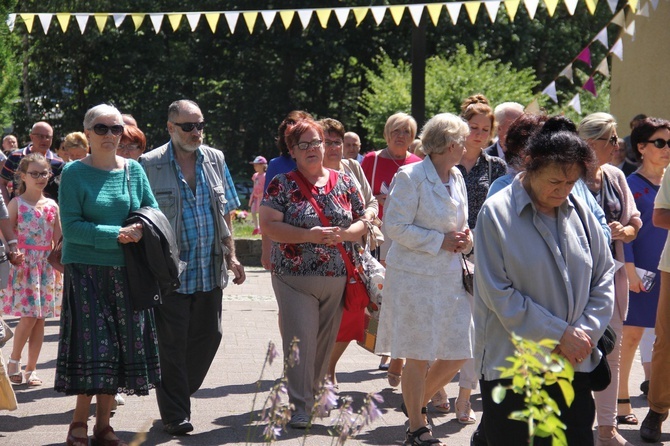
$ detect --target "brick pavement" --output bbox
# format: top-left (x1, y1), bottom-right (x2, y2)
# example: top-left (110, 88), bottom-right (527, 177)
top-left (0, 266), bottom-right (667, 445)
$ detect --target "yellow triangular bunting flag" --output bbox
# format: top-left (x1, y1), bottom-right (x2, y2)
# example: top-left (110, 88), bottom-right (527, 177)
top-left (20, 14), bottom-right (35, 33)
top-left (389, 6), bottom-right (405, 25)
top-left (628, 0), bottom-right (638, 12)
top-left (426, 4), bottom-right (443, 26)
top-left (525, 98), bottom-right (541, 114)
top-left (168, 14), bottom-right (182, 31)
top-left (465, 2), bottom-right (481, 24)
top-left (353, 7), bottom-right (368, 26)
top-left (56, 13), bottom-right (70, 32)
top-left (94, 14), bottom-right (108, 33)
top-left (243, 12), bottom-right (258, 33)
top-left (205, 13), bottom-right (219, 32)
top-left (131, 14), bottom-right (145, 31)
top-left (315, 9), bottom-right (330, 28)
top-left (504, 0), bottom-right (521, 21)
top-left (279, 10), bottom-right (295, 29)
top-left (543, 0), bottom-right (560, 15)
top-left (584, 0), bottom-right (598, 14)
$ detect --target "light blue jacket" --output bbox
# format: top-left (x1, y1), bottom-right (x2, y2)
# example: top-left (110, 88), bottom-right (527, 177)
top-left (474, 175), bottom-right (614, 379)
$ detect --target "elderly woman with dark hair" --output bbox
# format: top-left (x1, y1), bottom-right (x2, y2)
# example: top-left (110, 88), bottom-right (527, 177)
top-left (376, 113), bottom-right (473, 446)
top-left (578, 113), bottom-right (641, 446)
top-left (260, 118), bottom-right (366, 429)
top-left (475, 117), bottom-right (614, 445)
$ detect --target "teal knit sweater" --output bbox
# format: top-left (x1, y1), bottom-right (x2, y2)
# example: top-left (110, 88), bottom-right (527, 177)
top-left (59, 159), bottom-right (158, 266)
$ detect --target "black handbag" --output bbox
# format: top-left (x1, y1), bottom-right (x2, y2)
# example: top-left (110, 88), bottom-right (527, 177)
top-left (462, 254), bottom-right (474, 295)
top-left (588, 325), bottom-right (616, 392)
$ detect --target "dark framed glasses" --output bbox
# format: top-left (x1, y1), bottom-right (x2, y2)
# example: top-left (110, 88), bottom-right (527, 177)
top-left (293, 140), bottom-right (322, 151)
top-left (646, 139), bottom-right (670, 149)
top-left (26, 171), bottom-right (52, 179)
top-left (597, 135), bottom-right (618, 147)
top-left (172, 121), bottom-right (205, 132)
top-left (92, 124), bottom-right (124, 136)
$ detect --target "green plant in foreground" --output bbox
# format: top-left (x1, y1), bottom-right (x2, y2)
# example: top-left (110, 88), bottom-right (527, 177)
top-left (492, 334), bottom-right (575, 446)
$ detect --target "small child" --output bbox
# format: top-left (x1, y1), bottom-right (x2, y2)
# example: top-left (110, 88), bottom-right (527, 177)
top-left (3, 153), bottom-right (62, 386)
top-left (249, 156), bottom-right (267, 235)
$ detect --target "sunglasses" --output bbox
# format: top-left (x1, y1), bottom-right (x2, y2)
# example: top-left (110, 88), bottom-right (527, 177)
top-left (92, 124), bottom-right (124, 136)
top-left (646, 139), bottom-right (670, 149)
top-left (596, 135), bottom-right (618, 147)
top-left (25, 171), bottom-right (52, 179)
top-left (172, 121), bottom-right (205, 132)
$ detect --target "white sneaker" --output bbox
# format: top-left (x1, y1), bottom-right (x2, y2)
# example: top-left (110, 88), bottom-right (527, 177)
top-left (114, 394), bottom-right (125, 406)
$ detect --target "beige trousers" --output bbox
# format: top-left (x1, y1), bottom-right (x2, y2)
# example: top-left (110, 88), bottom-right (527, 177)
top-left (649, 271), bottom-right (670, 413)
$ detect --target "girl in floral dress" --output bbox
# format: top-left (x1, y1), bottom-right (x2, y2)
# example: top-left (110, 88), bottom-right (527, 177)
top-left (4, 153), bottom-right (62, 386)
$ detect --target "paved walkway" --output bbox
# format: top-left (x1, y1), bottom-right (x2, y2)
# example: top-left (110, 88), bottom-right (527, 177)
top-left (0, 267), bottom-right (667, 445)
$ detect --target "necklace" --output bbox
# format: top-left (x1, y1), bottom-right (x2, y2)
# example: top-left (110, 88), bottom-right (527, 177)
top-left (385, 148), bottom-right (406, 168)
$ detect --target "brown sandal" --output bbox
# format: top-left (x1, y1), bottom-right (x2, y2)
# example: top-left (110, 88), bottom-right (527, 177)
top-left (93, 424), bottom-right (128, 446)
top-left (66, 421), bottom-right (88, 446)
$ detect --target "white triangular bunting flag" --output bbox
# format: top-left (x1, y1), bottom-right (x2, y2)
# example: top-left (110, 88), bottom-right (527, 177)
top-left (224, 12), bottom-right (239, 33)
top-left (408, 4), bottom-right (424, 26)
top-left (625, 20), bottom-right (635, 38)
top-left (542, 81), bottom-right (558, 103)
top-left (260, 11), bottom-right (276, 29)
top-left (560, 65), bottom-right (574, 83)
top-left (296, 9), bottom-right (313, 29)
top-left (186, 13), bottom-right (200, 31)
top-left (594, 28), bottom-right (608, 48)
top-left (638, 2), bottom-right (649, 15)
top-left (334, 7), bottom-right (350, 27)
top-left (568, 94), bottom-right (582, 114)
top-left (596, 58), bottom-right (609, 76)
top-left (610, 38), bottom-right (623, 60)
top-left (564, 0), bottom-right (579, 15)
top-left (75, 14), bottom-right (89, 34)
top-left (650, 0), bottom-right (659, 10)
top-left (607, 0), bottom-right (618, 13)
top-left (524, 0), bottom-right (540, 19)
top-left (7, 13), bottom-right (15, 31)
top-left (484, 1), bottom-right (501, 22)
top-left (445, 2), bottom-right (462, 24)
top-left (112, 14), bottom-right (125, 28)
top-left (149, 13), bottom-right (163, 33)
top-left (37, 13), bottom-right (52, 34)
top-left (370, 6), bottom-right (386, 25)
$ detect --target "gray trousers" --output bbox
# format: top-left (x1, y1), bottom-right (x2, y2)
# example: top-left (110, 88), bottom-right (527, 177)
top-left (154, 287), bottom-right (223, 425)
top-left (272, 274), bottom-right (345, 414)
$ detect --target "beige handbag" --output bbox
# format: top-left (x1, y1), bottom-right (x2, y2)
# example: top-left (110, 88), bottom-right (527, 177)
top-left (0, 350), bottom-right (18, 411)
top-left (363, 219), bottom-right (384, 252)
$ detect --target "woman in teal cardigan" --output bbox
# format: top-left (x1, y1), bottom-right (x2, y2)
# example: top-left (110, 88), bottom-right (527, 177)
top-left (55, 104), bottom-right (160, 446)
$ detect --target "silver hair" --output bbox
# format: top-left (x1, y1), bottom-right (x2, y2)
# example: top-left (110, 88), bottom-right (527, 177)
top-left (83, 104), bottom-right (123, 129)
top-left (577, 112), bottom-right (617, 141)
top-left (493, 102), bottom-right (524, 123)
top-left (419, 113), bottom-right (470, 156)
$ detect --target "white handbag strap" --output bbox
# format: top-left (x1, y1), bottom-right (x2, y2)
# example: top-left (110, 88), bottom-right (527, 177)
top-left (371, 150), bottom-right (382, 193)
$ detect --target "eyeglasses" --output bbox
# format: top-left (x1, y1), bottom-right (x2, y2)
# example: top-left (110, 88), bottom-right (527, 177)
top-left (31, 133), bottom-right (53, 140)
top-left (596, 135), bottom-right (618, 147)
top-left (91, 124), bottom-right (124, 136)
top-left (646, 139), bottom-right (670, 149)
top-left (293, 140), bottom-right (322, 151)
top-left (171, 121), bottom-right (205, 132)
top-left (324, 140), bottom-right (343, 148)
top-left (118, 143), bottom-right (141, 152)
top-left (25, 171), bottom-right (52, 179)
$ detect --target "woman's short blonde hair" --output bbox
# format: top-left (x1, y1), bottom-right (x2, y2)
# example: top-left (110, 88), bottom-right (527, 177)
top-left (63, 131), bottom-right (88, 150)
top-left (383, 112), bottom-right (418, 144)
top-left (577, 112), bottom-right (617, 141)
top-left (419, 113), bottom-right (470, 156)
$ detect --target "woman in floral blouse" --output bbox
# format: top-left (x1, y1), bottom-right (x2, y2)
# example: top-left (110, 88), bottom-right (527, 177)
top-left (260, 118), bottom-right (366, 429)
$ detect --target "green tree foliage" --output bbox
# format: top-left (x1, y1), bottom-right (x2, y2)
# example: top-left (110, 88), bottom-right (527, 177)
top-left (360, 46), bottom-right (539, 148)
top-left (0, 0), bottom-right (20, 130)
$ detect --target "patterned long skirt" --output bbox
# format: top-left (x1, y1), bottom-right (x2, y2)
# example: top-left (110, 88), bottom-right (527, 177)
top-left (54, 263), bottom-right (160, 396)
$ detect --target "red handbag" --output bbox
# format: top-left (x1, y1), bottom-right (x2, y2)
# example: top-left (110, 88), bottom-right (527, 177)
top-left (287, 171), bottom-right (369, 311)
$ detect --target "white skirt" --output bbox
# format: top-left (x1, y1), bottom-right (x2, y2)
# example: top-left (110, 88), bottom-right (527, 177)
top-left (375, 264), bottom-right (474, 361)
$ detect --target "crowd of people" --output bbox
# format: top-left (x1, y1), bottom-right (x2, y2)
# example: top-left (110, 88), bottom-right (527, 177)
top-left (1, 98), bottom-right (669, 446)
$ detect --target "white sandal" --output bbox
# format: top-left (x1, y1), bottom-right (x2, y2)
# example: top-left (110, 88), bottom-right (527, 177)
top-left (24, 370), bottom-right (42, 387)
top-left (455, 398), bottom-right (476, 424)
top-left (8, 359), bottom-right (22, 385)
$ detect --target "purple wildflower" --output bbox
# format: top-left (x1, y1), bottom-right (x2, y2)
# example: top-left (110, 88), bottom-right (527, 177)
top-left (267, 341), bottom-right (279, 366)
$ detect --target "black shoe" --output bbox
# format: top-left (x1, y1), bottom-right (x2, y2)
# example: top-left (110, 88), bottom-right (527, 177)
top-left (164, 419), bottom-right (194, 436)
top-left (641, 380), bottom-right (650, 396)
top-left (640, 409), bottom-right (668, 443)
top-left (471, 424), bottom-right (487, 446)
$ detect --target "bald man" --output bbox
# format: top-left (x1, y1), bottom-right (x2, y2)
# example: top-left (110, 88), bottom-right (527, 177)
top-left (484, 102), bottom-right (524, 159)
top-left (343, 131), bottom-right (363, 163)
top-left (0, 121), bottom-right (64, 203)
